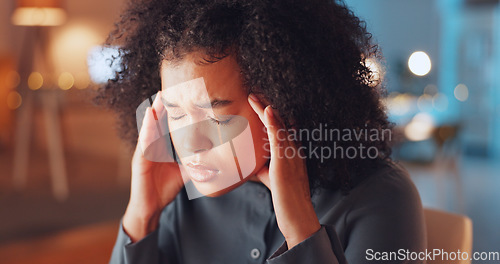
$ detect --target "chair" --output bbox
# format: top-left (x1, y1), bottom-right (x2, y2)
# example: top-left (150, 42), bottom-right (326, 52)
top-left (424, 208), bottom-right (473, 264)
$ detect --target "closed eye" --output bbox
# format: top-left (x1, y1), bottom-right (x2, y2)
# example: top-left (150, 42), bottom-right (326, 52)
top-left (169, 114), bottom-right (186, 120)
top-left (208, 116), bottom-right (233, 126)
top-left (168, 114), bottom-right (233, 126)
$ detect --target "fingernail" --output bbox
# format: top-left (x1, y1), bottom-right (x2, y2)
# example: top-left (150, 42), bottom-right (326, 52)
top-left (265, 105), bottom-right (273, 119)
top-left (248, 93), bottom-right (259, 103)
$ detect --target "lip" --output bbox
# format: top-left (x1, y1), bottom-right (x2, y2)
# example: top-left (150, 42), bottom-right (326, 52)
top-left (185, 162), bottom-right (219, 182)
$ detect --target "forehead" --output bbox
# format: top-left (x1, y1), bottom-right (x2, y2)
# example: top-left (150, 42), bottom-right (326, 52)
top-left (160, 54), bottom-right (244, 99)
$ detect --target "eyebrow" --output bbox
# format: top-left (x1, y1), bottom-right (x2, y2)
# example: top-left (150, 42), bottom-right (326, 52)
top-left (162, 98), bottom-right (233, 109)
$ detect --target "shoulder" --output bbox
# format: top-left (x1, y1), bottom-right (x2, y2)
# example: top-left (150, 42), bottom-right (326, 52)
top-left (312, 159), bottom-right (427, 255)
top-left (347, 160), bottom-right (422, 214)
top-left (341, 160), bottom-right (427, 251)
top-left (315, 159), bottom-right (423, 215)
top-left (313, 159), bottom-right (425, 227)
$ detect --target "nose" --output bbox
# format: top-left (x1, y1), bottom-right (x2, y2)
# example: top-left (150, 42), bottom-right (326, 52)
top-left (181, 121), bottom-right (213, 154)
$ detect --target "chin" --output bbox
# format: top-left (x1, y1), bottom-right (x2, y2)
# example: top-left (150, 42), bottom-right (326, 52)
top-left (186, 155), bottom-right (269, 199)
top-left (194, 178), bottom-right (250, 197)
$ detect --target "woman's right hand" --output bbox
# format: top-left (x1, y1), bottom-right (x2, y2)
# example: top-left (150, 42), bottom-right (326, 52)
top-left (123, 91), bottom-right (185, 242)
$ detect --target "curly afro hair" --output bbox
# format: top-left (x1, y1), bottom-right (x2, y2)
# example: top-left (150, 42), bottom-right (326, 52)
top-left (95, 0), bottom-right (393, 194)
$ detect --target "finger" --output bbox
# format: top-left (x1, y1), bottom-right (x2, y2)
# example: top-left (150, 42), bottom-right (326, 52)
top-left (132, 140), bottom-right (148, 164)
top-left (247, 93), bottom-right (266, 123)
top-left (248, 93), bottom-right (287, 127)
top-left (248, 94), bottom-right (285, 136)
top-left (286, 125), bottom-right (302, 149)
top-left (138, 106), bottom-right (160, 146)
top-left (138, 106), bottom-right (174, 162)
top-left (151, 91), bottom-right (164, 117)
top-left (151, 91), bottom-right (170, 135)
top-left (264, 105), bottom-right (292, 158)
top-left (137, 106), bottom-right (157, 159)
top-left (248, 94), bottom-right (294, 156)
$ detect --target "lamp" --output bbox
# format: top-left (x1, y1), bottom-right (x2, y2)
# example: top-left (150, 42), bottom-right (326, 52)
top-left (11, 0), bottom-right (66, 26)
top-left (11, 0), bottom-right (69, 201)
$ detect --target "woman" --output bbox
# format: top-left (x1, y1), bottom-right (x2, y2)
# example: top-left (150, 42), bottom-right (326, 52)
top-left (97, 0), bottom-right (426, 263)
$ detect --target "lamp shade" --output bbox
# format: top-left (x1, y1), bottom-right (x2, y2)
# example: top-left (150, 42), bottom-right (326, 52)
top-left (12, 0), bottom-right (66, 26)
top-left (17, 0), bottom-right (62, 8)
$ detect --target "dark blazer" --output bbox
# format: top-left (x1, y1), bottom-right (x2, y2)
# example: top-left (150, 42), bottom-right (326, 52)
top-left (109, 161), bottom-right (426, 264)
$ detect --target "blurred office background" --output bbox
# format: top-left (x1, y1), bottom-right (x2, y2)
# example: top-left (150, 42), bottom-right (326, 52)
top-left (0, 0), bottom-right (499, 263)
top-left (346, 1), bottom-right (500, 262)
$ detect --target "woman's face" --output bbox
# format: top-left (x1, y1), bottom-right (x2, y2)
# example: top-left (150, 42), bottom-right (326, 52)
top-left (161, 52), bottom-right (269, 197)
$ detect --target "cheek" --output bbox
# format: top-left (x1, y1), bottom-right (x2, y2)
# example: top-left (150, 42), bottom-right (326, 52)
top-left (216, 108), bottom-right (268, 177)
top-left (167, 120), bottom-right (183, 152)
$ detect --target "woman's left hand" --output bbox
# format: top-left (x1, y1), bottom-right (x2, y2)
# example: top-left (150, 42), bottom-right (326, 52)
top-left (248, 94), bottom-right (321, 249)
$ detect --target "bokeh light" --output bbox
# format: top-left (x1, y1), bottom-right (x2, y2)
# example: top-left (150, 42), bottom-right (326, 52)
top-left (28, 72), bottom-right (43, 90)
top-left (454, 83), bottom-right (469, 102)
top-left (5, 71), bottom-right (21, 89)
top-left (432, 93), bottom-right (449, 112)
top-left (404, 113), bottom-right (435, 141)
top-left (386, 93), bottom-right (412, 116)
top-left (424, 84), bottom-right (438, 96)
top-left (365, 57), bottom-right (382, 86)
top-left (58, 72), bottom-right (74, 90)
top-left (417, 94), bottom-right (433, 112)
top-left (50, 22), bottom-right (102, 77)
top-left (408, 51), bottom-right (432, 76)
top-left (87, 46), bottom-right (122, 84)
top-left (7, 91), bottom-right (22, 110)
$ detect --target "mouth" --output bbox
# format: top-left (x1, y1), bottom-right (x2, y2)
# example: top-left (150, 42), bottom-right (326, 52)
top-left (185, 162), bottom-right (219, 182)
